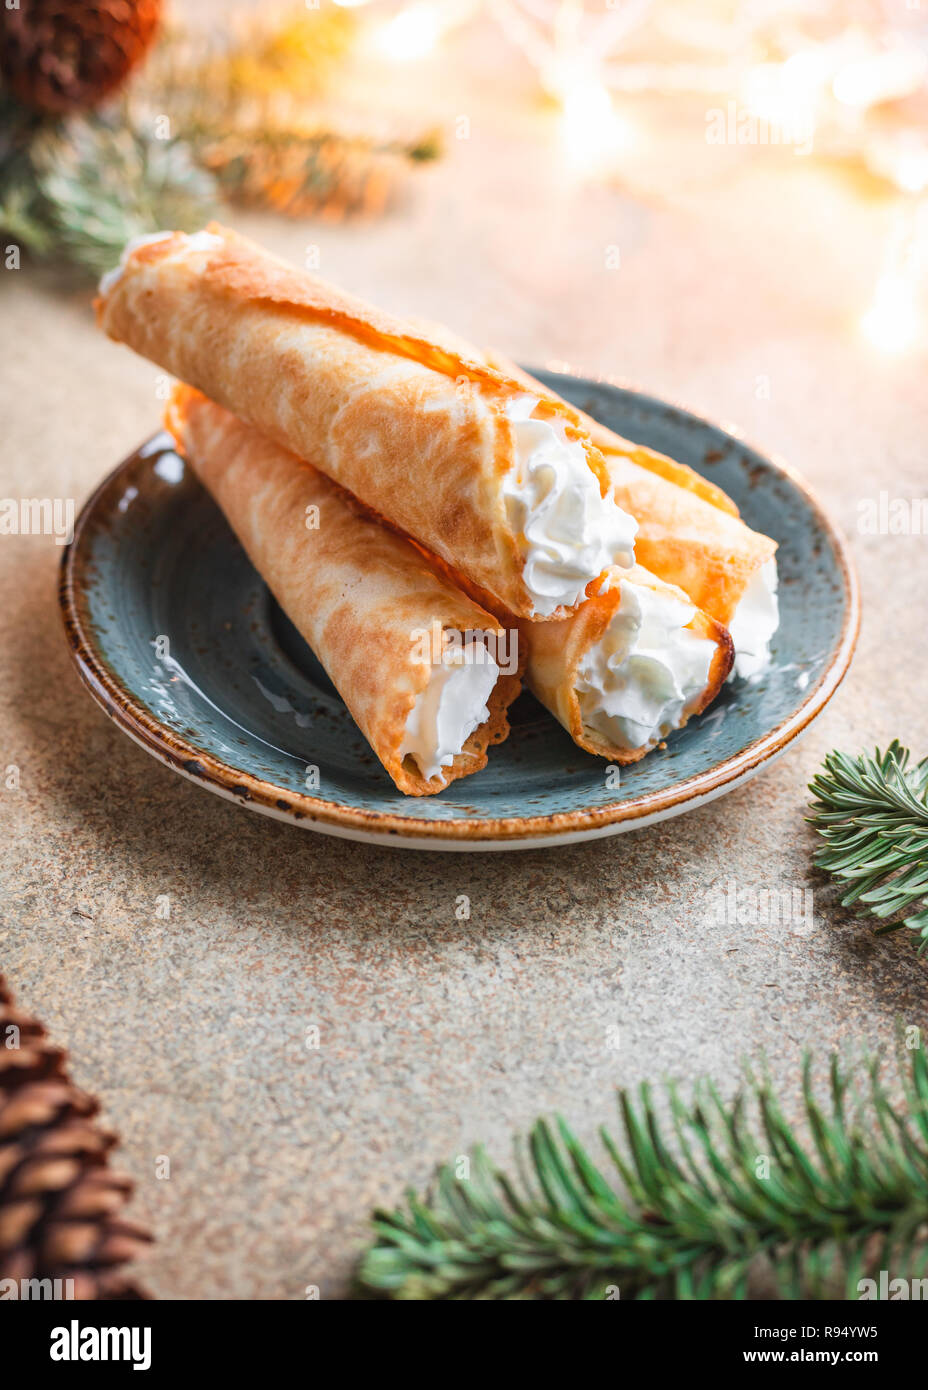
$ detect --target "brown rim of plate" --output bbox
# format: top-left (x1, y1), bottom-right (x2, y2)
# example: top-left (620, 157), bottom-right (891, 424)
top-left (59, 389), bottom-right (860, 844)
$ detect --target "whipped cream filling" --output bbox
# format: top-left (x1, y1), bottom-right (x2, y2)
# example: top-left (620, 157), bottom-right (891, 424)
top-left (400, 639), bottom-right (500, 781)
top-left (575, 578), bottom-right (716, 751)
top-left (728, 558), bottom-right (779, 679)
top-left (99, 229), bottom-right (223, 296)
top-left (502, 396), bottom-right (637, 617)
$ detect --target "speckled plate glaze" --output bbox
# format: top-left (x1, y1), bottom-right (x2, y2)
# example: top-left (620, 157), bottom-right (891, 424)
top-left (60, 370), bottom-right (859, 850)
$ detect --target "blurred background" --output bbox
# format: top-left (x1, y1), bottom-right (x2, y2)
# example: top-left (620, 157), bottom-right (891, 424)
top-left (3, 0), bottom-right (928, 389)
top-left (2, 0), bottom-right (927, 1300)
top-left (4, 0), bottom-right (926, 609)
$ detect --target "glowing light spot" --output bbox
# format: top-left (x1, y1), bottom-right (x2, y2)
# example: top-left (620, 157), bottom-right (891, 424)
top-left (375, 3), bottom-right (441, 61)
top-left (866, 132), bottom-right (928, 196)
top-left (560, 79), bottom-right (634, 175)
top-left (833, 49), bottom-right (927, 110)
top-left (861, 274), bottom-right (921, 354)
top-left (742, 52), bottom-right (824, 133)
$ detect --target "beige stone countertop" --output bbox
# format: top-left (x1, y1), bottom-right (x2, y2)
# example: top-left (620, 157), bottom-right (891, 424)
top-left (1, 22), bottom-right (927, 1299)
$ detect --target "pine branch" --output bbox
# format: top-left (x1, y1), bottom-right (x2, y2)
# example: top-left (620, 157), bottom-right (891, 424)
top-left (808, 741), bottom-right (928, 954)
top-left (0, 9), bottom-right (441, 277)
top-left (194, 125), bottom-right (441, 221)
top-left (355, 1045), bottom-right (928, 1299)
top-left (0, 103), bottom-right (217, 279)
top-left (135, 10), bottom-right (440, 221)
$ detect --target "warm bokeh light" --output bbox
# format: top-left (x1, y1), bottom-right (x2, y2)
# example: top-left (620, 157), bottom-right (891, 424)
top-left (866, 132), bottom-right (928, 197)
top-left (832, 48), bottom-right (927, 110)
top-left (890, 156), bottom-right (928, 199)
top-left (374, 3), bottom-right (441, 61)
top-left (741, 52), bottom-right (825, 134)
top-left (861, 272), bottom-right (921, 354)
top-left (559, 78), bottom-right (635, 175)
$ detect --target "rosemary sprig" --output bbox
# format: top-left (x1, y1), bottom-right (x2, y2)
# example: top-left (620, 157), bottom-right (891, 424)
top-left (808, 741), bottom-right (928, 954)
top-left (355, 1045), bottom-right (928, 1300)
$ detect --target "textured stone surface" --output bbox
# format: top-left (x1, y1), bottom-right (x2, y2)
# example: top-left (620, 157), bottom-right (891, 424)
top-left (1, 17), bottom-right (926, 1299)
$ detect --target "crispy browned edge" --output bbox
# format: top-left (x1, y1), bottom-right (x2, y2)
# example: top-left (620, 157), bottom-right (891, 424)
top-left (163, 385), bottom-right (522, 796)
top-left (59, 424), bottom-right (859, 843)
top-left (94, 224), bottom-right (614, 501)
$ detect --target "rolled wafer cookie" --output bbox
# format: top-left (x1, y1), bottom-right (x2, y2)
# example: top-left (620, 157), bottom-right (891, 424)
top-left (516, 565), bottom-right (734, 763)
top-left (489, 356), bottom-right (779, 678)
top-left (165, 387), bottom-right (523, 796)
top-left (97, 225), bottom-right (638, 622)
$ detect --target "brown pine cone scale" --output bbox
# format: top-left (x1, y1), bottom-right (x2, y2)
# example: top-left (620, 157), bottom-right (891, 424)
top-left (0, 0), bottom-right (162, 115)
top-left (0, 973), bottom-right (153, 1298)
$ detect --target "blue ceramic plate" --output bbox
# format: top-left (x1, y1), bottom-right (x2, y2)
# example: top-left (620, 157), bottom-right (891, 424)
top-left (60, 370), bottom-right (859, 850)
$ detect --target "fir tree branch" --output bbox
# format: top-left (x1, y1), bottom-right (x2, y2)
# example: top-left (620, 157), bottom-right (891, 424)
top-left (808, 741), bottom-right (928, 954)
top-left (0, 101), bottom-right (217, 279)
top-left (355, 1045), bottom-right (928, 1299)
top-left (0, 9), bottom-right (440, 279)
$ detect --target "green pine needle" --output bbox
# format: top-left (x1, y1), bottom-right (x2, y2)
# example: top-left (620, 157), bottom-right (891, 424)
top-left (0, 105), bottom-right (218, 281)
top-left (355, 1045), bottom-right (928, 1300)
top-left (0, 10), bottom-right (441, 280)
top-left (808, 741), bottom-right (928, 954)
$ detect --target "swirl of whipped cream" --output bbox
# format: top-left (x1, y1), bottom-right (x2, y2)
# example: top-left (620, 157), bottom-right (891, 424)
top-left (728, 558), bottom-right (779, 679)
top-left (502, 396), bottom-right (637, 617)
top-left (399, 639), bottom-right (500, 780)
top-left (575, 578), bottom-right (716, 751)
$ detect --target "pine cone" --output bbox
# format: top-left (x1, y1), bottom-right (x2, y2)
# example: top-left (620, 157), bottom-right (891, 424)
top-left (0, 0), bottom-right (161, 115)
top-left (0, 974), bottom-right (153, 1299)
